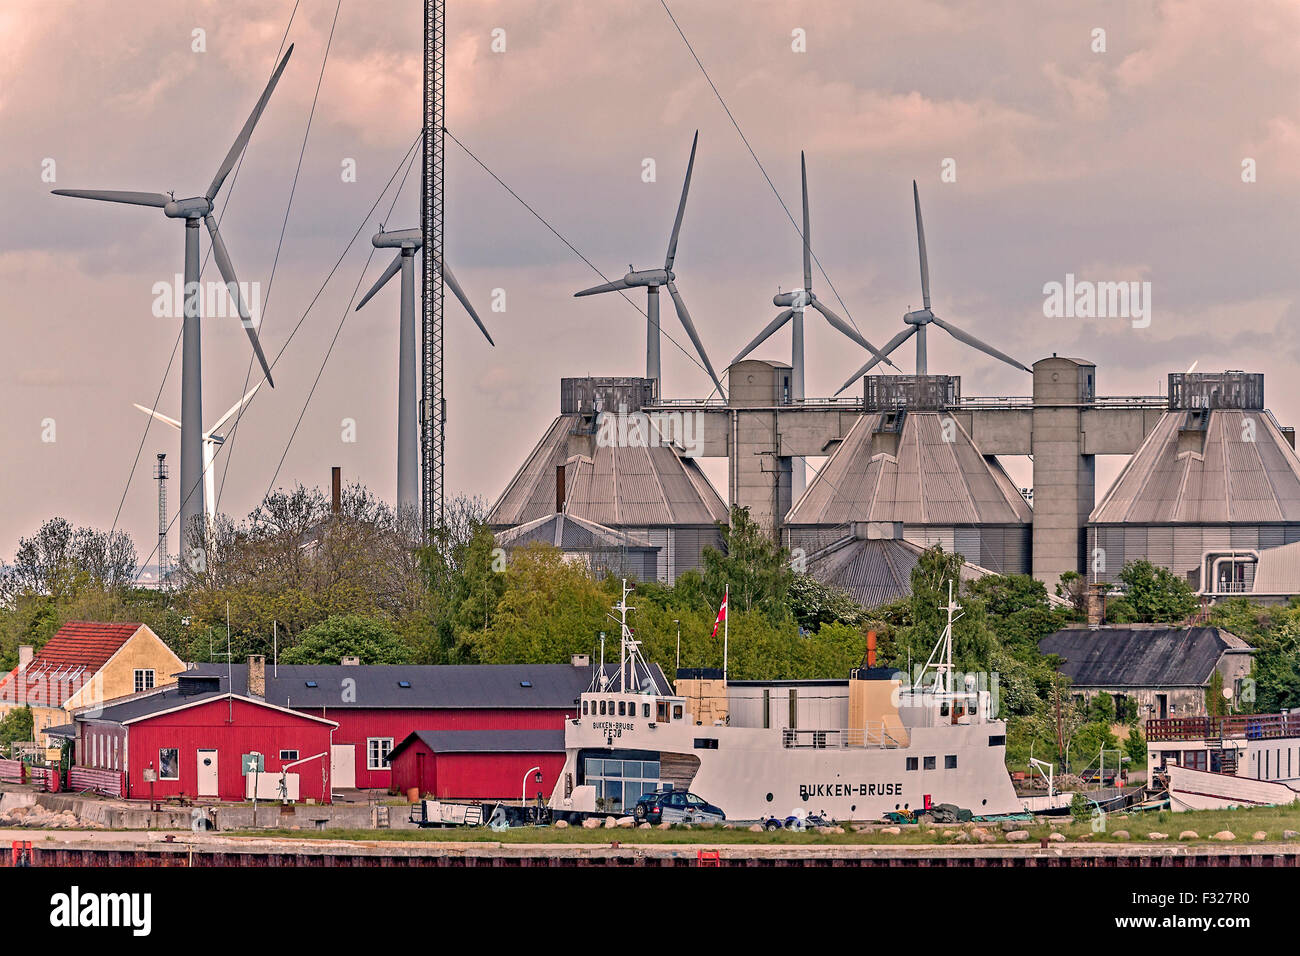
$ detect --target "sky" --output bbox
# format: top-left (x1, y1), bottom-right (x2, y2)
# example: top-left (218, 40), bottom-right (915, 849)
top-left (3, 0), bottom-right (1300, 567)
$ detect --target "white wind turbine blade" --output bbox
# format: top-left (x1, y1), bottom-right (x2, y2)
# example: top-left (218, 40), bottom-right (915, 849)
top-left (206, 383), bottom-right (262, 438)
top-left (731, 309), bottom-right (794, 366)
top-left (207, 44), bottom-right (294, 201)
top-left (437, 257), bottom-right (495, 346)
top-left (810, 299), bottom-right (898, 369)
top-left (833, 326), bottom-right (917, 395)
top-left (664, 131), bottom-right (698, 272)
top-left (930, 315), bottom-right (1031, 373)
top-left (801, 152), bottom-right (812, 292)
top-left (202, 440), bottom-right (218, 525)
top-left (574, 277), bottom-right (632, 297)
top-left (205, 214), bottom-right (275, 386)
top-left (51, 189), bottom-right (169, 208)
top-left (913, 180), bottom-right (930, 310)
top-left (355, 253), bottom-right (402, 310)
top-left (133, 403), bottom-right (182, 431)
top-left (666, 280), bottom-right (723, 394)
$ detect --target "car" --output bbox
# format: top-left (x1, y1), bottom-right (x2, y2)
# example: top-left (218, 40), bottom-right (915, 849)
top-left (633, 789), bottom-right (725, 825)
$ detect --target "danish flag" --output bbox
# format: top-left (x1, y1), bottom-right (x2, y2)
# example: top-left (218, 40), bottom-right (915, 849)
top-left (710, 588), bottom-right (728, 638)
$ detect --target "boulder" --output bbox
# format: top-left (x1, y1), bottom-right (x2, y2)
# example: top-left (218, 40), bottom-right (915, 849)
top-left (970, 827), bottom-right (988, 839)
top-left (616, 817), bottom-right (635, 828)
top-left (657, 822), bottom-right (672, 830)
top-left (1211, 831), bottom-right (1235, 842)
top-left (1005, 830), bottom-right (1031, 842)
top-left (638, 823), bottom-right (651, 830)
top-left (1148, 832), bottom-right (1168, 840)
top-left (880, 826), bottom-right (901, 836)
top-left (553, 819), bottom-right (569, 829)
top-left (1178, 830), bottom-right (1199, 840)
top-left (1000, 820), bottom-right (1021, 832)
top-left (951, 832), bottom-right (971, 843)
top-left (1253, 831), bottom-right (1267, 841)
top-left (1048, 832), bottom-right (1066, 843)
top-left (979, 833), bottom-right (998, 844)
top-left (1284, 829), bottom-right (1299, 840)
top-left (748, 824), bottom-right (764, 833)
top-left (1112, 830), bottom-right (1130, 841)
top-left (582, 817), bottom-right (602, 829)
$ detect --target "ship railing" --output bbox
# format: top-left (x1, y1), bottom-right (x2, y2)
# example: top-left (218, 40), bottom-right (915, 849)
top-left (781, 723), bottom-right (908, 749)
top-left (1146, 712), bottom-right (1300, 742)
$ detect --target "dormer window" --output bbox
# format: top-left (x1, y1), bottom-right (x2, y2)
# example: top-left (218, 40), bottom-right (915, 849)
top-left (305, 681), bottom-right (318, 688)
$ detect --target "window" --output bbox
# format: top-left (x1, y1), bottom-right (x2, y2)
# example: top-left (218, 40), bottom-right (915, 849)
top-left (923, 756), bottom-right (936, 770)
top-left (945, 755), bottom-right (957, 770)
top-left (988, 735), bottom-right (1006, 747)
top-left (279, 750), bottom-right (299, 762)
top-left (693, 738), bottom-right (719, 749)
top-left (367, 738), bottom-right (394, 770)
top-left (906, 757), bottom-right (918, 771)
top-left (788, 689), bottom-right (798, 729)
top-left (305, 681), bottom-right (318, 688)
top-left (159, 748), bottom-right (179, 780)
top-left (762, 689), bottom-right (771, 729)
top-left (672, 705), bottom-right (683, 721)
top-left (134, 669), bottom-right (155, 693)
top-left (398, 681), bottom-right (411, 689)
top-left (618, 701), bottom-right (626, 716)
top-left (583, 756), bottom-right (660, 814)
top-left (642, 703), bottom-right (651, 718)
top-left (656, 701), bottom-right (669, 722)
top-left (599, 700), bottom-right (607, 716)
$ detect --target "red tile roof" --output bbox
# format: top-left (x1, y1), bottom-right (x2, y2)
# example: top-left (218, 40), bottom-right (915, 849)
top-left (0, 621), bottom-right (143, 708)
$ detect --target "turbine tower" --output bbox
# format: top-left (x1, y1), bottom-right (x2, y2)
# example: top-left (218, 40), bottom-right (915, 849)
top-left (53, 45), bottom-right (292, 555)
top-left (834, 181), bottom-right (1030, 395)
top-left (133, 386), bottom-right (261, 532)
top-left (356, 227), bottom-right (493, 519)
top-left (730, 153), bottom-right (898, 493)
top-left (574, 131), bottom-right (724, 395)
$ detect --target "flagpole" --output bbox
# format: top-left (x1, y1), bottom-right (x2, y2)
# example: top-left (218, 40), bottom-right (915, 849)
top-left (722, 585), bottom-right (729, 682)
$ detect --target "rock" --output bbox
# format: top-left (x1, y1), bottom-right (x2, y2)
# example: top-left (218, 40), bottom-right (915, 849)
top-left (979, 833), bottom-right (997, 843)
top-left (1005, 830), bottom-right (1031, 842)
top-left (604, 816), bottom-right (617, 828)
top-left (657, 822), bottom-right (672, 830)
top-left (1253, 831), bottom-right (1267, 841)
top-left (1212, 830), bottom-right (1235, 841)
top-left (815, 826), bottom-right (835, 834)
top-left (722, 824), bottom-right (735, 830)
top-left (1285, 830), bottom-right (1299, 840)
top-left (1112, 830), bottom-right (1130, 841)
top-left (832, 826), bottom-right (845, 834)
top-left (970, 827), bottom-right (988, 839)
top-left (748, 824), bottom-right (764, 832)
top-left (1000, 820), bottom-right (1020, 832)
top-left (852, 825), bottom-right (875, 833)
top-left (553, 819), bottom-right (569, 829)
top-left (1048, 832), bottom-right (1066, 842)
top-left (1148, 832), bottom-right (1168, 840)
top-left (1178, 830), bottom-right (1199, 840)
top-left (616, 817), bottom-right (635, 828)
top-left (582, 817), bottom-right (602, 829)
top-left (951, 832), bottom-right (971, 843)
top-left (880, 826), bottom-right (901, 835)
top-left (638, 823), bottom-right (651, 830)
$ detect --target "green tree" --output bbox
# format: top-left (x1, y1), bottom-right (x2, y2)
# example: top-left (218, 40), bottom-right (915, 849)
top-left (1124, 726), bottom-right (1148, 767)
top-left (280, 615), bottom-right (412, 665)
top-left (1115, 559), bottom-right (1198, 623)
top-left (701, 506), bottom-right (792, 623)
top-left (0, 707), bottom-right (33, 750)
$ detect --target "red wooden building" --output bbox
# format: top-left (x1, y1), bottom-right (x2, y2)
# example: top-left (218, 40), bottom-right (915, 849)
top-left (181, 657), bottom-right (657, 793)
top-left (386, 730), bottom-right (566, 800)
top-left (76, 675), bottom-right (336, 803)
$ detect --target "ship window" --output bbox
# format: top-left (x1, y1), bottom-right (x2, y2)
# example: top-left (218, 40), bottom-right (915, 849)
top-left (618, 701), bottom-right (626, 716)
top-left (673, 705), bottom-right (683, 720)
top-left (694, 738), bottom-right (719, 750)
top-left (642, 703), bottom-right (651, 718)
top-left (923, 756), bottom-right (936, 770)
top-left (583, 757), bottom-right (660, 814)
top-left (906, 757), bottom-right (918, 771)
top-left (657, 701), bottom-right (669, 722)
top-left (599, 700), bottom-right (606, 716)
top-left (988, 735), bottom-right (1005, 747)
top-left (582, 700), bottom-right (588, 715)
top-left (608, 700), bottom-right (615, 715)
top-left (945, 755), bottom-right (957, 770)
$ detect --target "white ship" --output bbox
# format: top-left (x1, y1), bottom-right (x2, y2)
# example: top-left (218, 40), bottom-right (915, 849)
top-left (1148, 712), bottom-right (1300, 810)
top-left (549, 580), bottom-right (1022, 822)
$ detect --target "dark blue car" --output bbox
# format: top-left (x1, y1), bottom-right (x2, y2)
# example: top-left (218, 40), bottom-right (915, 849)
top-left (634, 789), bottom-right (725, 825)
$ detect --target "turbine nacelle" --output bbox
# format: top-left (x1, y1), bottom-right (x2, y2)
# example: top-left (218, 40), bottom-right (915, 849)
top-left (372, 227), bottom-right (423, 250)
top-left (774, 289), bottom-right (811, 309)
top-left (163, 196), bottom-right (215, 219)
top-left (623, 267), bottom-right (672, 288)
top-left (904, 308), bottom-right (934, 326)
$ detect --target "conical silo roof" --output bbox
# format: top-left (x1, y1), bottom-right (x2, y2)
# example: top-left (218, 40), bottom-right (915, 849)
top-left (786, 410), bottom-right (1031, 526)
top-left (1091, 408), bottom-right (1300, 524)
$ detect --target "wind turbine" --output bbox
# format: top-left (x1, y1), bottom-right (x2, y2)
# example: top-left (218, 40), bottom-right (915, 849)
top-left (133, 386), bottom-right (260, 530)
top-left (834, 181), bottom-right (1030, 395)
top-left (53, 45), bottom-right (293, 553)
top-left (574, 131), bottom-right (724, 395)
top-left (356, 227), bottom-right (493, 519)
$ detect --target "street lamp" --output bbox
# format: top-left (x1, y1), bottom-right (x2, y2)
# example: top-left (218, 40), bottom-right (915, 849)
top-left (521, 766), bottom-right (542, 805)
top-left (674, 620), bottom-right (681, 673)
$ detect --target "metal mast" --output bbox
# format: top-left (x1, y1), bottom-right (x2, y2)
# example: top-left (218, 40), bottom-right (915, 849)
top-left (421, 0), bottom-right (446, 532)
top-left (155, 453), bottom-right (169, 584)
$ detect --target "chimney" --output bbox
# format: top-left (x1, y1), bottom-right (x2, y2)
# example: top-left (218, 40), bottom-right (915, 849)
top-left (555, 464), bottom-right (566, 513)
top-left (17, 645), bottom-right (33, 670)
top-left (866, 631), bottom-right (877, 668)
top-left (340, 656), bottom-right (360, 666)
top-left (571, 653), bottom-right (590, 668)
top-left (248, 655), bottom-right (265, 698)
top-left (331, 467), bottom-right (342, 515)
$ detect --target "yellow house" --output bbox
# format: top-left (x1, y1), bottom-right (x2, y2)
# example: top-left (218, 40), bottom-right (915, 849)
top-left (0, 622), bottom-right (184, 747)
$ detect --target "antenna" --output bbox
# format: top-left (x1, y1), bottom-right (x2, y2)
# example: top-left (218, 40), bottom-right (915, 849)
top-left (154, 453), bottom-right (169, 584)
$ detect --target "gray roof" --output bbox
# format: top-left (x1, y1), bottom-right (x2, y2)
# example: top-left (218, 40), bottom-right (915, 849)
top-left (1251, 540), bottom-right (1300, 595)
top-left (788, 411), bottom-right (1032, 526)
top-left (806, 534), bottom-right (993, 608)
top-left (488, 415), bottom-right (727, 528)
top-left (1039, 627), bottom-right (1252, 689)
top-left (1091, 409), bottom-right (1300, 524)
top-left (387, 729), bottom-right (565, 761)
top-left (181, 662), bottom-right (671, 709)
top-left (81, 684), bottom-right (336, 727)
top-left (494, 512), bottom-right (657, 552)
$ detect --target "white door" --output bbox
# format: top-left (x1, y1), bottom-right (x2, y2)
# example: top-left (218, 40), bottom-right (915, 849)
top-left (331, 745), bottom-right (356, 789)
top-left (197, 749), bottom-right (219, 797)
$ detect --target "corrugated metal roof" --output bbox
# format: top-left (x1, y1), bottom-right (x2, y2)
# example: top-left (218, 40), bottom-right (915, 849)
top-left (1250, 540), bottom-right (1300, 594)
top-left (807, 535), bottom-right (994, 607)
top-left (1091, 410), bottom-right (1300, 524)
top-left (787, 411), bottom-right (1032, 526)
top-left (181, 662), bottom-right (671, 709)
top-left (1039, 627), bottom-right (1252, 688)
top-left (487, 415), bottom-right (727, 528)
top-left (494, 513), bottom-right (657, 551)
